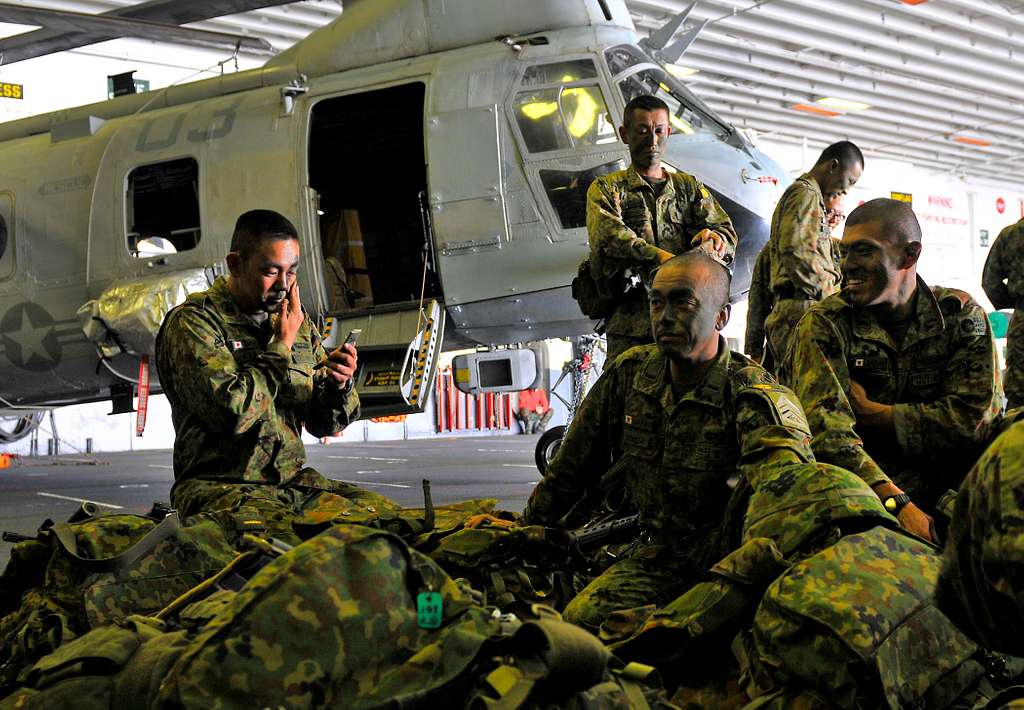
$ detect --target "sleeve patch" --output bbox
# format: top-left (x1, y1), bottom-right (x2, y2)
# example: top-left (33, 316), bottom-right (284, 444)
top-left (960, 315), bottom-right (988, 337)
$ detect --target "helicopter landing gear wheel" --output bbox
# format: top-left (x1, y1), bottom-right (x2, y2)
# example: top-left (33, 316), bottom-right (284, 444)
top-left (535, 425), bottom-right (566, 474)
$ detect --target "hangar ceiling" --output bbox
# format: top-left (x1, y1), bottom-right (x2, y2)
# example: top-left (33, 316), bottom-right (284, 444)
top-left (2, 0), bottom-right (1023, 189)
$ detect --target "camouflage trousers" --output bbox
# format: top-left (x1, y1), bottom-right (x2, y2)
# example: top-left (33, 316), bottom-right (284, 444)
top-left (170, 470), bottom-right (399, 546)
top-left (562, 546), bottom-right (704, 634)
top-left (517, 408), bottom-right (553, 435)
top-left (764, 297), bottom-right (816, 365)
top-left (1007, 309), bottom-right (1024, 409)
top-left (606, 332), bottom-right (655, 362)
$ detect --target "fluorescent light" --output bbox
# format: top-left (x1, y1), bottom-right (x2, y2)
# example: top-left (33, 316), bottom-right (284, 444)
top-left (816, 97), bottom-right (871, 111)
top-left (791, 103), bottom-right (841, 117)
top-left (951, 134), bottom-right (992, 147)
top-left (665, 63), bottom-right (699, 78)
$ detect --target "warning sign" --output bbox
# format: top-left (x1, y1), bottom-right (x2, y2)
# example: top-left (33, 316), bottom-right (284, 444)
top-left (365, 370), bottom-right (400, 387)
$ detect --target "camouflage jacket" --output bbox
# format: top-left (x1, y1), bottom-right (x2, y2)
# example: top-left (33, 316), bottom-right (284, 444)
top-left (767, 173), bottom-right (841, 301)
top-left (155, 276), bottom-right (359, 489)
top-left (586, 165), bottom-right (737, 337)
top-left (521, 340), bottom-right (814, 544)
top-left (982, 218), bottom-right (1024, 310)
top-left (744, 247), bottom-right (772, 361)
top-left (781, 276), bottom-right (1000, 495)
top-left (938, 420), bottom-right (1024, 656)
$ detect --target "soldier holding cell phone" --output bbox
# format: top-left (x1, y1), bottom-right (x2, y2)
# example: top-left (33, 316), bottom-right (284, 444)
top-left (155, 210), bottom-right (378, 544)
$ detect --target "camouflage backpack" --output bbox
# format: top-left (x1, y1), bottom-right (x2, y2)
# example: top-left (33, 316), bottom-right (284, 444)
top-left (3, 524), bottom-right (671, 709)
top-left (736, 526), bottom-right (988, 709)
top-left (0, 506), bottom-right (236, 692)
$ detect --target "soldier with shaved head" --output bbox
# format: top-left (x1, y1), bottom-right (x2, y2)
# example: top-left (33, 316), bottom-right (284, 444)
top-left (781, 198), bottom-right (1001, 543)
top-left (523, 251), bottom-right (816, 633)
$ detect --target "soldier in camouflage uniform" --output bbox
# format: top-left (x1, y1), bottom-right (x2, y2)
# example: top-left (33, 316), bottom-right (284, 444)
top-left (521, 251), bottom-right (815, 633)
top-left (982, 217), bottom-right (1024, 409)
top-left (744, 247), bottom-right (773, 368)
top-left (764, 142), bottom-right (863, 364)
top-left (156, 210), bottom-right (366, 543)
top-left (938, 420), bottom-right (1024, 657)
top-left (782, 198), bottom-right (1001, 543)
top-left (746, 191), bottom-right (847, 370)
top-left (586, 94), bottom-right (737, 360)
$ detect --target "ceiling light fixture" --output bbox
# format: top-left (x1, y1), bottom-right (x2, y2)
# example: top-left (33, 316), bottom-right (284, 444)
top-left (791, 103), bottom-right (841, 117)
top-left (951, 135), bottom-right (992, 147)
top-left (816, 97), bottom-right (870, 111)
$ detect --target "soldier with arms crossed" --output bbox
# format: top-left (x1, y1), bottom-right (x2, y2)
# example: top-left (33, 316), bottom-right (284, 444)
top-left (521, 251), bottom-right (815, 633)
top-left (782, 198), bottom-right (1000, 542)
top-left (156, 210), bottom-right (374, 541)
top-left (586, 94), bottom-right (737, 360)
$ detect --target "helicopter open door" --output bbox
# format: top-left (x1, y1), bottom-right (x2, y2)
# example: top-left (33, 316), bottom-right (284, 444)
top-left (307, 81), bottom-right (445, 417)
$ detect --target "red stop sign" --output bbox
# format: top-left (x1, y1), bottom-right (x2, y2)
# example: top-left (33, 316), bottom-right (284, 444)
top-left (997, 197), bottom-right (1006, 214)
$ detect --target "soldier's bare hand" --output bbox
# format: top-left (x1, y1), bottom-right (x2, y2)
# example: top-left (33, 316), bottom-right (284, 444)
top-left (691, 229), bottom-right (727, 258)
top-left (322, 343), bottom-right (358, 390)
top-left (274, 280), bottom-right (304, 350)
top-left (848, 380), bottom-right (894, 429)
top-left (898, 502), bottom-right (937, 543)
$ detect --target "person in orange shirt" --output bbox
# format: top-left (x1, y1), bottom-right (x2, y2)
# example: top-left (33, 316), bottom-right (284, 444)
top-left (517, 388), bottom-right (553, 434)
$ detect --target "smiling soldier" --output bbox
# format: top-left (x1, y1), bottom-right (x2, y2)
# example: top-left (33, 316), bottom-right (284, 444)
top-left (522, 251), bottom-right (815, 633)
top-left (781, 198), bottom-right (1000, 542)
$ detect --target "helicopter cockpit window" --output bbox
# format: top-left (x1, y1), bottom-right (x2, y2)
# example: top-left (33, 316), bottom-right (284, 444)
top-left (513, 59), bottom-right (616, 153)
top-left (605, 44), bottom-right (728, 140)
top-left (126, 157), bottom-right (200, 259)
top-left (539, 159), bottom-right (626, 230)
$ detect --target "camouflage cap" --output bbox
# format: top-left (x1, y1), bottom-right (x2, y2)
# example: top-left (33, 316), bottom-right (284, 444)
top-left (743, 461), bottom-right (897, 556)
top-left (937, 421), bottom-right (1024, 655)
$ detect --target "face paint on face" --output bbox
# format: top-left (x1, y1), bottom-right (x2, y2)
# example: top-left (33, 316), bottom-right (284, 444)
top-left (231, 237), bottom-right (301, 315)
top-left (839, 222), bottom-right (905, 308)
top-left (648, 260), bottom-right (725, 365)
top-left (620, 108), bottom-right (672, 173)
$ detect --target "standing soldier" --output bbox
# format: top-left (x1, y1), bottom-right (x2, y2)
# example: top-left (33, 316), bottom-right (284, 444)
top-left (764, 142), bottom-right (863, 363)
top-left (745, 190), bottom-right (847, 369)
top-left (982, 216), bottom-right (1024, 409)
top-left (586, 94), bottom-right (737, 361)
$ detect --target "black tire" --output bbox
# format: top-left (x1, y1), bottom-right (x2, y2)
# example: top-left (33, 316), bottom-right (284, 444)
top-left (535, 425), bottom-right (566, 474)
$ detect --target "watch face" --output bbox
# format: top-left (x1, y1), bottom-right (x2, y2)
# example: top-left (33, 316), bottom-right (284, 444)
top-left (884, 497), bottom-right (897, 513)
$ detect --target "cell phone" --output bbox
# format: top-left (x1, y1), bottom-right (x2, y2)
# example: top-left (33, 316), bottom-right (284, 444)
top-left (314, 329), bottom-right (362, 370)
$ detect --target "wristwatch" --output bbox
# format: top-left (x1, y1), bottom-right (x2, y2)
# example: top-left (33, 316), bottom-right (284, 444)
top-left (883, 494), bottom-right (911, 515)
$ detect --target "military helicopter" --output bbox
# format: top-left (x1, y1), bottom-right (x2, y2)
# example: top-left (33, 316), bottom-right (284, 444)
top-left (0, 0), bottom-right (786, 431)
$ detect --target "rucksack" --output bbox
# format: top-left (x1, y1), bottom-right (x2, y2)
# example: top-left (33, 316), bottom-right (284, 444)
top-left (571, 258), bottom-right (618, 321)
top-left (3, 525), bottom-right (672, 709)
top-left (0, 507), bottom-right (236, 692)
top-left (737, 526), bottom-right (987, 709)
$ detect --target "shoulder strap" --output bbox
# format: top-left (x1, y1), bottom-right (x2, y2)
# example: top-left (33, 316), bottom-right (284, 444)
top-left (49, 513), bottom-right (181, 575)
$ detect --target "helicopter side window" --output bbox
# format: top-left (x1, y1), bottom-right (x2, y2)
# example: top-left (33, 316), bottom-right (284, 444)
top-left (539, 159), bottom-right (625, 230)
top-left (0, 213), bottom-right (6, 262)
top-left (126, 157), bottom-right (200, 259)
top-left (513, 59), bottom-right (616, 153)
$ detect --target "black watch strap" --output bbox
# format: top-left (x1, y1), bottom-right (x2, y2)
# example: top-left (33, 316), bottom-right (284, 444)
top-left (883, 494), bottom-right (911, 515)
